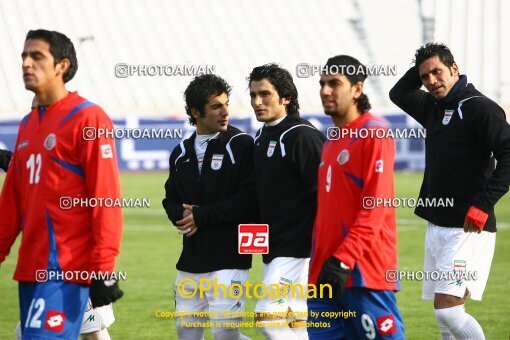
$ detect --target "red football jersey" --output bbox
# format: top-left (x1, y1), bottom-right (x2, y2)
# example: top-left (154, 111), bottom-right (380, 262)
top-left (309, 113), bottom-right (399, 291)
top-left (0, 92), bottom-right (122, 283)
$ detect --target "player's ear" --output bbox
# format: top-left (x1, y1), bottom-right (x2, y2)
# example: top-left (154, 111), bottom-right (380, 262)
top-left (280, 97), bottom-right (291, 106)
top-left (55, 58), bottom-right (70, 79)
top-left (451, 63), bottom-right (459, 76)
top-left (353, 81), bottom-right (364, 99)
top-left (191, 108), bottom-right (201, 120)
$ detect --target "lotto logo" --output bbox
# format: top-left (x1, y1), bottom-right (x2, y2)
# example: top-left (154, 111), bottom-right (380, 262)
top-left (377, 314), bottom-right (396, 336)
top-left (238, 224), bottom-right (269, 254)
top-left (45, 310), bottom-right (66, 333)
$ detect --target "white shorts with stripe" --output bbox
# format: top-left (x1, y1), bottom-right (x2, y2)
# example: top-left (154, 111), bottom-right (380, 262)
top-left (422, 222), bottom-right (496, 301)
top-left (174, 269), bottom-right (248, 319)
top-left (81, 300), bottom-right (115, 334)
top-left (254, 257), bottom-right (309, 318)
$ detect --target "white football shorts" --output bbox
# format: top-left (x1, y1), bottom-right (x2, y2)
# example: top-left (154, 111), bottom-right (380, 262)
top-left (174, 269), bottom-right (249, 319)
top-left (254, 257), bottom-right (309, 318)
top-left (422, 222), bottom-right (496, 301)
top-left (80, 299), bottom-right (115, 334)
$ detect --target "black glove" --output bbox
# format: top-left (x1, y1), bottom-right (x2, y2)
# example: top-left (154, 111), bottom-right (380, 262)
top-left (90, 277), bottom-right (124, 308)
top-left (0, 149), bottom-right (13, 172)
top-left (317, 257), bottom-right (351, 299)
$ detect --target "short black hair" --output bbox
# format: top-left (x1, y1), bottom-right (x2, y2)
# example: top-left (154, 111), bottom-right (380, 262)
top-left (184, 74), bottom-right (232, 126)
top-left (414, 42), bottom-right (456, 69)
top-left (324, 55), bottom-right (371, 113)
top-left (247, 63), bottom-right (300, 115)
top-left (25, 29), bottom-right (78, 83)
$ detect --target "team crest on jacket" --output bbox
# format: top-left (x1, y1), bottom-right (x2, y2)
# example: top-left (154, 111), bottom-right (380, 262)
top-left (337, 149), bottom-right (349, 165)
top-left (44, 133), bottom-right (57, 150)
top-left (211, 154), bottom-right (224, 170)
top-left (267, 141), bottom-right (277, 157)
top-left (442, 110), bottom-right (454, 125)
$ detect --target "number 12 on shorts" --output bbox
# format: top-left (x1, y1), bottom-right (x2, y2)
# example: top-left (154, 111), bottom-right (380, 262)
top-left (25, 298), bottom-right (66, 333)
top-left (25, 298), bottom-right (46, 329)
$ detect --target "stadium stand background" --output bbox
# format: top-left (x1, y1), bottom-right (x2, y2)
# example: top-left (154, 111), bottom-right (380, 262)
top-left (1, 0), bottom-right (508, 170)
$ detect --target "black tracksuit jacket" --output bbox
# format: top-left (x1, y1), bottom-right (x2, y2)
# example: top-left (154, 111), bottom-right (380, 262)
top-left (390, 67), bottom-right (510, 232)
top-left (163, 125), bottom-right (258, 272)
top-left (254, 114), bottom-right (325, 263)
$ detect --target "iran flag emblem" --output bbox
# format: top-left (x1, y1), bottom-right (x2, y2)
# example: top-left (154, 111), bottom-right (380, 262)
top-left (442, 110), bottom-right (454, 125)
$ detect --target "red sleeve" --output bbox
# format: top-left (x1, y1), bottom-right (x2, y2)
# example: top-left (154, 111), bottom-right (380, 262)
top-left (79, 107), bottom-right (123, 274)
top-left (333, 133), bottom-right (395, 269)
top-left (465, 205), bottom-right (488, 229)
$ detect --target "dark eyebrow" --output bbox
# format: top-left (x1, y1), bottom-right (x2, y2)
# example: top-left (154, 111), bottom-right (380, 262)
top-left (21, 51), bottom-right (44, 58)
top-left (420, 68), bottom-right (441, 80)
top-left (211, 100), bottom-right (229, 107)
top-left (321, 79), bottom-right (341, 86)
top-left (250, 90), bottom-right (272, 96)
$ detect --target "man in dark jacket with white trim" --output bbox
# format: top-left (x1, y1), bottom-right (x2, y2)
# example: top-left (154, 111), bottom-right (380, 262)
top-left (249, 63), bottom-right (325, 339)
top-left (390, 43), bottom-right (510, 340)
top-left (163, 74), bottom-right (257, 340)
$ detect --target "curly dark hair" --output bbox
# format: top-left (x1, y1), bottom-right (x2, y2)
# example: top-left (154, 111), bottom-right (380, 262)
top-left (414, 42), bottom-right (456, 69)
top-left (184, 74), bottom-right (232, 126)
top-left (247, 63), bottom-right (300, 115)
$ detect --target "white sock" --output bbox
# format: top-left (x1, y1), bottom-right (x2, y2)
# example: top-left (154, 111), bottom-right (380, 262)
top-left (257, 319), bottom-right (298, 340)
top-left (177, 317), bottom-right (205, 340)
top-left (439, 324), bottom-right (455, 340)
top-left (95, 328), bottom-right (111, 340)
top-left (212, 326), bottom-right (242, 340)
top-left (435, 305), bottom-right (485, 340)
top-left (15, 322), bottom-right (22, 340)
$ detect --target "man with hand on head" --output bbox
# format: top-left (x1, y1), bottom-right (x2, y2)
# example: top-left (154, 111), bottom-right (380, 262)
top-left (390, 43), bottom-right (510, 339)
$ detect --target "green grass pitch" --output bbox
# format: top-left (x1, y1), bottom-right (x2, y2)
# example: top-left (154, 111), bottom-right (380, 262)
top-left (0, 172), bottom-right (509, 339)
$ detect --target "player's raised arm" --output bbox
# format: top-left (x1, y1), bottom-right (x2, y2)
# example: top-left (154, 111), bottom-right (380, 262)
top-left (389, 65), bottom-right (432, 127)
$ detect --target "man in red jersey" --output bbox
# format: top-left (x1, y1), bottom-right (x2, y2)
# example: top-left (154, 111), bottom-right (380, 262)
top-left (0, 29), bottom-right (123, 339)
top-left (307, 55), bottom-right (404, 339)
